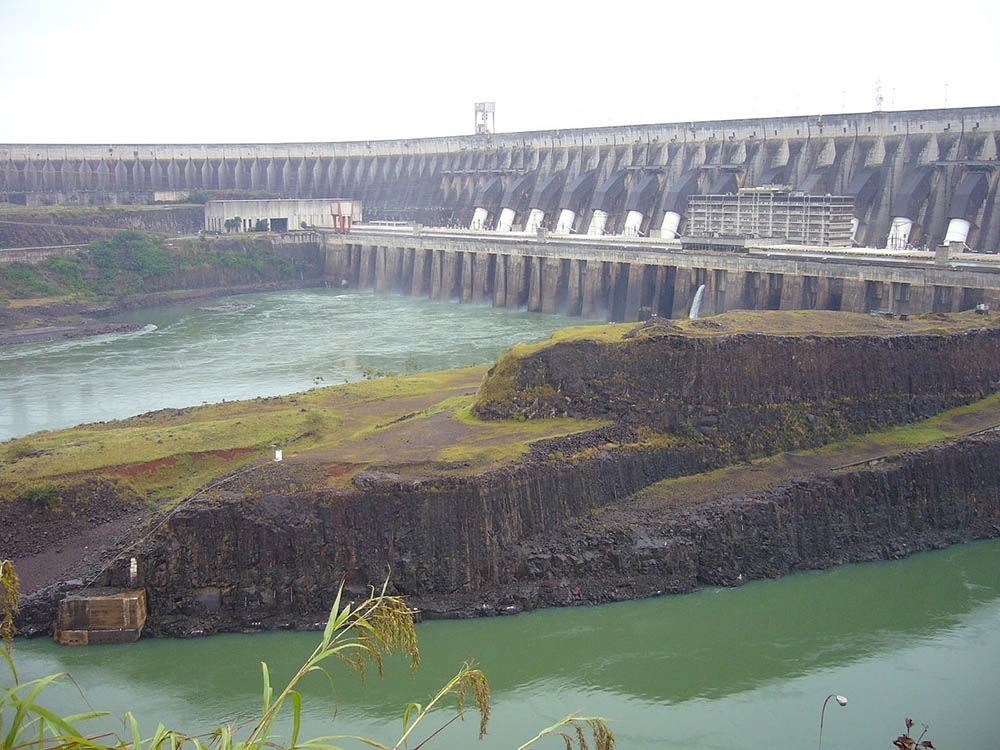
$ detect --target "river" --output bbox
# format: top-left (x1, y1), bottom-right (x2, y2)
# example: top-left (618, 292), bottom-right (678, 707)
top-left (3, 289), bottom-right (999, 748)
top-left (0, 289), bottom-right (599, 442)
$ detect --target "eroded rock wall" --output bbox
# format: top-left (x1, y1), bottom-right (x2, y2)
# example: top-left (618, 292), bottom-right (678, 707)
top-left (498, 435), bottom-right (1000, 610)
top-left (0, 206), bottom-right (204, 249)
top-left (474, 328), bottom-right (1000, 458)
top-left (116, 433), bottom-right (1000, 637)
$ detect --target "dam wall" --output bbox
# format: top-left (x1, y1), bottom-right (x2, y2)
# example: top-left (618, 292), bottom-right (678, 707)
top-left (323, 227), bottom-right (1000, 321)
top-left (4, 106), bottom-right (1000, 253)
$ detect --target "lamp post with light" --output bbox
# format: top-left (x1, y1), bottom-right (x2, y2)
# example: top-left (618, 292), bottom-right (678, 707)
top-left (818, 693), bottom-right (848, 750)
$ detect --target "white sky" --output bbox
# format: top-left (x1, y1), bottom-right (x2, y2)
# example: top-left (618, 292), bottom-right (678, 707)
top-left (1, 0), bottom-right (997, 144)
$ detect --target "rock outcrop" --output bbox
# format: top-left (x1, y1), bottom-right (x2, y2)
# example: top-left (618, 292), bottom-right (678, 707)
top-left (15, 315), bottom-right (1000, 637)
top-left (474, 321), bottom-right (1000, 458)
top-left (93, 432), bottom-right (999, 637)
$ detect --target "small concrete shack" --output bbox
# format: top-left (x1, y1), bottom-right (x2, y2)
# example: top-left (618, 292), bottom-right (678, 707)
top-left (53, 588), bottom-right (147, 645)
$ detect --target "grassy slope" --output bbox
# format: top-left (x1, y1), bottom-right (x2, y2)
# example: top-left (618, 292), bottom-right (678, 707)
top-left (0, 367), bottom-right (609, 506)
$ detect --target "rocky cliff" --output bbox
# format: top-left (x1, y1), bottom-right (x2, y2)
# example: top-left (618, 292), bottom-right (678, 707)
top-left (0, 206), bottom-right (203, 248)
top-left (103, 431), bottom-right (999, 637)
top-left (499, 434), bottom-right (1000, 606)
top-left (474, 319), bottom-right (1000, 458)
top-left (15, 314), bottom-right (1000, 637)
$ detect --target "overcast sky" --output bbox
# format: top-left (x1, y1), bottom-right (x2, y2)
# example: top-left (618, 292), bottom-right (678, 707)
top-left (1, 0), bottom-right (997, 145)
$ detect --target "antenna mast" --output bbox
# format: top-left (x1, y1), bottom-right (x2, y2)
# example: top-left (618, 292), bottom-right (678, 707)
top-left (475, 102), bottom-right (495, 135)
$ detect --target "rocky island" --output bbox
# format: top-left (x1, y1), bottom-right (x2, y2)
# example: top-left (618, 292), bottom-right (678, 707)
top-left (8, 310), bottom-right (1000, 638)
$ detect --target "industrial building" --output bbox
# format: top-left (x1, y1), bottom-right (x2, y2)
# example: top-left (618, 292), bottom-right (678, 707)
top-left (685, 189), bottom-right (856, 247)
top-left (204, 198), bottom-right (359, 234)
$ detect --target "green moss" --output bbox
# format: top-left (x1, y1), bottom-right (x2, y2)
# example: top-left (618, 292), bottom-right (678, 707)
top-left (471, 349), bottom-right (526, 416)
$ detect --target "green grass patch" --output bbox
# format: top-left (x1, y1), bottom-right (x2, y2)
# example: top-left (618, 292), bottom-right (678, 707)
top-left (0, 363), bottom-right (617, 503)
top-left (0, 367), bottom-right (493, 504)
top-left (439, 411), bottom-right (610, 466)
top-left (633, 391), bottom-right (1000, 504)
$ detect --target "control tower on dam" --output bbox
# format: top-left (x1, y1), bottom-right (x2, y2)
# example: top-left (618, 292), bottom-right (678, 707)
top-left (2, 106), bottom-right (999, 254)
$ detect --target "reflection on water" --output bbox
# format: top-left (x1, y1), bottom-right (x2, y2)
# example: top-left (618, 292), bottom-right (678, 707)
top-left (0, 289), bottom-right (599, 441)
top-left (12, 540), bottom-right (1000, 750)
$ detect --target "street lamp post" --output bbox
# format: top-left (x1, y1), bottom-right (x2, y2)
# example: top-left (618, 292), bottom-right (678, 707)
top-left (818, 693), bottom-right (848, 750)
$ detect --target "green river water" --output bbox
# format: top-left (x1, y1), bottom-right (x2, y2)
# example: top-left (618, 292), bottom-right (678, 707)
top-left (3, 289), bottom-right (999, 748)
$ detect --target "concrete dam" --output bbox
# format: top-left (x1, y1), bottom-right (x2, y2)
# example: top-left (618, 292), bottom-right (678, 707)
top-left (4, 106), bottom-right (1000, 320)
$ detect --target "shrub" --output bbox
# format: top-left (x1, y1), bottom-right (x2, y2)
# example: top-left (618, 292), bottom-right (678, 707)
top-left (19, 484), bottom-right (62, 511)
top-left (89, 231), bottom-right (172, 280)
top-left (4, 440), bottom-right (38, 462)
top-left (893, 717), bottom-right (935, 749)
top-left (0, 263), bottom-right (58, 297)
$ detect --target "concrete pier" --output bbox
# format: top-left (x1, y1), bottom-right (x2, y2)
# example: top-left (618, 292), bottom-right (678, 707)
top-left (322, 227), bottom-right (1000, 322)
top-left (53, 588), bottom-right (147, 645)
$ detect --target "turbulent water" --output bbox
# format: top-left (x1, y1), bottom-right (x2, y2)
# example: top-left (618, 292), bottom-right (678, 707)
top-left (0, 289), bottom-right (599, 442)
top-left (5, 289), bottom-right (1000, 748)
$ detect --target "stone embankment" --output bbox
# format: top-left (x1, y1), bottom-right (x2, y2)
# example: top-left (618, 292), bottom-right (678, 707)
top-left (0, 206), bottom-right (203, 249)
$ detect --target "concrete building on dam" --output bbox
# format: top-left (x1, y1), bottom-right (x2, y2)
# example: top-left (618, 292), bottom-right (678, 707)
top-left (4, 105), bottom-right (1000, 320)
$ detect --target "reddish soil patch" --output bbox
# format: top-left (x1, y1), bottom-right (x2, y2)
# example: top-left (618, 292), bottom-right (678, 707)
top-left (109, 448), bottom-right (257, 477)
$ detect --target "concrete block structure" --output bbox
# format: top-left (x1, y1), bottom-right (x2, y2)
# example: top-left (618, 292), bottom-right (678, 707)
top-left (204, 198), bottom-right (360, 233)
top-left (686, 189), bottom-right (856, 246)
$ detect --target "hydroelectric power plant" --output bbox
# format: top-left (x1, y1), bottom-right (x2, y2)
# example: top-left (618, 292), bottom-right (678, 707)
top-left (4, 105), bottom-right (1000, 320)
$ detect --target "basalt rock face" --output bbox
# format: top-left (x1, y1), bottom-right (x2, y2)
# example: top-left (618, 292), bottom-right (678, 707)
top-left (474, 327), bottom-right (1000, 458)
top-left (28, 324), bottom-right (1000, 638)
top-left (109, 432), bottom-right (1000, 637)
top-left (0, 206), bottom-right (203, 248)
top-left (496, 435), bottom-right (1000, 609)
top-left (132, 447), bottom-right (716, 636)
